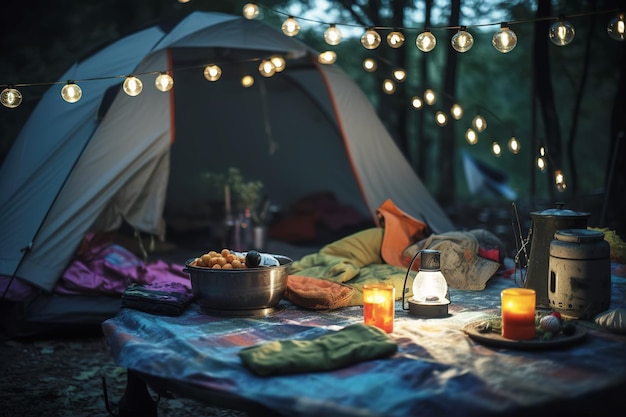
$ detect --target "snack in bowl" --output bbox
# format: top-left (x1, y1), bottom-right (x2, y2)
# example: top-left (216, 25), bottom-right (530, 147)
top-left (189, 248), bottom-right (247, 269)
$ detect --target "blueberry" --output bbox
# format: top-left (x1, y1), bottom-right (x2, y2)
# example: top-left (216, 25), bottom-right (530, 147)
top-left (246, 250), bottom-right (262, 267)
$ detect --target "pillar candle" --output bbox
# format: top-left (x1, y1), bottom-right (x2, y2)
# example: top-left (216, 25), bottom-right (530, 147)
top-left (501, 288), bottom-right (536, 340)
top-left (363, 283), bottom-right (395, 333)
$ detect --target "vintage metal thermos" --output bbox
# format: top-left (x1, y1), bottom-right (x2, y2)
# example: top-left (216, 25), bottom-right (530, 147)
top-left (548, 229), bottom-right (611, 319)
top-left (524, 204), bottom-right (590, 308)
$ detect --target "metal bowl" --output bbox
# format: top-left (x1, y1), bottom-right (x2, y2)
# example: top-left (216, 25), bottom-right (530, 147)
top-left (184, 255), bottom-right (293, 317)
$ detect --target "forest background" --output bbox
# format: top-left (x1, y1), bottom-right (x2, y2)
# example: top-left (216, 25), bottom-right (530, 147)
top-left (1, 0), bottom-right (624, 236)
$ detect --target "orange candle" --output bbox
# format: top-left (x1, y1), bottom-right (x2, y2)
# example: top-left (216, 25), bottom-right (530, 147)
top-left (363, 283), bottom-right (395, 333)
top-left (501, 288), bottom-right (536, 340)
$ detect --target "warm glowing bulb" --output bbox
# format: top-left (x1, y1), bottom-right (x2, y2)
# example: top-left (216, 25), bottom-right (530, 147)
top-left (555, 170), bottom-right (567, 191)
top-left (259, 60), bottom-right (276, 77)
top-left (361, 28), bottom-right (381, 49)
top-left (363, 58), bottom-right (377, 72)
top-left (412, 97), bottom-right (423, 109)
top-left (242, 3), bottom-right (259, 20)
top-left (424, 89), bottom-right (436, 105)
top-left (465, 128), bottom-right (478, 144)
top-left (383, 79), bottom-right (396, 94)
top-left (155, 73), bottom-right (173, 92)
top-left (61, 82), bottom-right (82, 103)
top-left (416, 30), bottom-right (436, 52)
top-left (451, 27), bottom-right (474, 52)
top-left (387, 30), bottom-right (405, 48)
top-left (123, 76), bottom-right (143, 96)
top-left (319, 51), bottom-right (337, 64)
top-left (203, 64), bottom-right (222, 81)
top-left (435, 111), bottom-right (448, 126)
top-left (450, 104), bottom-right (463, 120)
top-left (537, 156), bottom-right (546, 170)
top-left (1, 87), bottom-right (22, 108)
top-left (281, 16), bottom-right (300, 37)
top-left (472, 114), bottom-right (487, 132)
top-left (539, 146), bottom-right (546, 157)
top-left (492, 141), bottom-right (502, 156)
top-left (392, 68), bottom-right (406, 82)
top-left (549, 19), bottom-right (575, 46)
top-left (270, 55), bottom-right (286, 72)
top-left (493, 23), bottom-right (517, 53)
top-left (607, 13), bottom-right (626, 41)
top-left (324, 24), bottom-right (342, 46)
top-left (241, 75), bottom-right (254, 87)
top-left (508, 136), bottom-right (520, 154)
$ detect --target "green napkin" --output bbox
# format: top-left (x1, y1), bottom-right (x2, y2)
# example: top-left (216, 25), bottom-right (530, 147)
top-left (238, 323), bottom-right (398, 377)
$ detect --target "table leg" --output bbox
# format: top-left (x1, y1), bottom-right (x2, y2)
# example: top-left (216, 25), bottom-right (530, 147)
top-left (117, 370), bottom-right (158, 417)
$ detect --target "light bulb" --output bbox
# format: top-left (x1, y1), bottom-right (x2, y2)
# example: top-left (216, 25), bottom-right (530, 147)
top-left (451, 26), bottom-right (474, 52)
top-left (1, 87), bottom-right (22, 108)
top-left (493, 22), bottom-right (517, 53)
top-left (281, 16), bottom-right (300, 37)
top-left (319, 51), bottom-right (337, 64)
top-left (411, 96), bottom-right (423, 109)
top-left (492, 141), bottom-right (502, 156)
top-left (450, 104), bottom-right (463, 120)
top-left (324, 24), bottom-right (342, 45)
top-left (508, 136), bottom-right (520, 154)
top-left (242, 3), bottom-right (259, 20)
top-left (537, 156), bottom-right (546, 170)
top-left (539, 146), bottom-right (546, 157)
top-left (555, 169), bottom-right (567, 191)
top-left (270, 55), bottom-right (286, 72)
top-left (382, 79), bottom-right (396, 94)
top-left (259, 60), bottom-right (276, 77)
top-left (472, 114), bottom-right (487, 132)
top-left (465, 128), bottom-right (478, 144)
top-left (435, 111), bottom-right (448, 126)
top-left (549, 19), bottom-right (575, 46)
top-left (155, 73), bottom-right (173, 92)
top-left (241, 75), bottom-right (254, 88)
top-left (203, 64), bottom-right (222, 81)
top-left (123, 76), bottom-right (143, 97)
top-left (392, 68), bottom-right (406, 82)
top-left (424, 89), bottom-right (436, 105)
top-left (361, 28), bottom-right (381, 49)
top-left (363, 58), bottom-right (377, 72)
top-left (61, 82), bottom-right (82, 103)
top-left (607, 13), bottom-right (626, 41)
top-left (387, 30), bottom-right (405, 48)
top-left (416, 30), bottom-right (436, 52)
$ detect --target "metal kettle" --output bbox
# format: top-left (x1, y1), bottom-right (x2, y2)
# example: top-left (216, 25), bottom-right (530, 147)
top-left (524, 203), bottom-right (590, 308)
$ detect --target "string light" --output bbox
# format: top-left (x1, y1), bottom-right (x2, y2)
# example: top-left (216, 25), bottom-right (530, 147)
top-left (387, 30), bottom-right (405, 48)
top-left (493, 22), bottom-right (518, 53)
top-left (154, 73), bottom-right (173, 92)
top-left (465, 128), bottom-right (478, 144)
top-left (607, 12), bottom-right (626, 41)
top-left (258, 60), bottom-right (276, 77)
top-left (361, 28), bottom-right (382, 49)
top-left (270, 55), bottom-right (286, 72)
top-left (424, 89), bottom-right (436, 105)
top-left (324, 24), bottom-right (342, 45)
top-left (122, 75), bottom-right (143, 97)
top-left (1, 87), bottom-right (22, 108)
top-left (243, 3), bottom-right (260, 20)
top-left (555, 169), bottom-right (567, 191)
top-left (451, 26), bottom-right (474, 52)
top-left (435, 111), bottom-right (448, 126)
top-left (363, 58), bottom-right (377, 72)
top-left (241, 75), bottom-right (255, 87)
top-left (472, 114), bottom-right (487, 132)
top-left (411, 96), bottom-right (424, 109)
top-left (492, 141), bottom-right (502, 156)
top-left (450, 104), bottom-right (463, 120)
top-left (537, 156), bottom-right (546, 170)
top-left (281, 16), bottom-right (300, 37)
top-left (61, 81), bottom-right (82, 103)
top-left (549, 18), bottom-right (575, 46)
top-left (319, 51), bottom-right (337, 64)
top-left (508, 136), bottom-right (520, 154)
top-left (382, 79), bottom-right (396, 94)
top-left (203, 64), bottom-right (222, 81)
top-left (392, 68), bottom-right (407, 82)
top-left (416, 30), bottom-right (436, 52)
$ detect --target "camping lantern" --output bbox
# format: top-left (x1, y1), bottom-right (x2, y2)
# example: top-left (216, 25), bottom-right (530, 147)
top-left (402, 250), bottom-right (450, 317)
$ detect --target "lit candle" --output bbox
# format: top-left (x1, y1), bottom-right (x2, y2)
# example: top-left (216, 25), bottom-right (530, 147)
top-left (501, 288), bottom-right (536, 340)
top-left (363, 283), bottom-right (395, 333)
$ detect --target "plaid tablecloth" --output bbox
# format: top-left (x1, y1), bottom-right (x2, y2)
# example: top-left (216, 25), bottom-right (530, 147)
top-left (102, 269), bottom-right (626, 417)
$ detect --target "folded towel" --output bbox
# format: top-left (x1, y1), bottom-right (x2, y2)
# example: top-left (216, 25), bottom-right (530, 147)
top-left (238, 323), bottom-right (398, 377)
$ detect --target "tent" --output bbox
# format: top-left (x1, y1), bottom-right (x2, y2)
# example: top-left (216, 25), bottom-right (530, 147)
top-left (462, 151), bottom-right (517, 200)
top-left (0, 12), bottom-right (454, 311)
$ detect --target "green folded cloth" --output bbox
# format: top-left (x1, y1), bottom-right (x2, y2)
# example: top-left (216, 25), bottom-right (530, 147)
top-left (238, 323), bottom-right (398, 377)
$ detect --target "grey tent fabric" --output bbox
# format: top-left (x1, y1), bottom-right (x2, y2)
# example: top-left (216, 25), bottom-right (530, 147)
top-left (0, 11), bottom-right (454, 293)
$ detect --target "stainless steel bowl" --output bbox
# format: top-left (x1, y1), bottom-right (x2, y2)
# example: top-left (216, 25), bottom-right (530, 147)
top-left (184, 255), bottom-right (293, 317)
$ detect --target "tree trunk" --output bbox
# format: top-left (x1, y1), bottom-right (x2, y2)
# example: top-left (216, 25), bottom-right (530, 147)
top-left (416, 0), bottom-right (433, 181)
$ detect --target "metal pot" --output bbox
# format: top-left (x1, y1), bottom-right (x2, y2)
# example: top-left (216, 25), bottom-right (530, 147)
top-left (184, 255), bottom-right (293, 317)
top-left (525, 203), bottom-right (589, 307)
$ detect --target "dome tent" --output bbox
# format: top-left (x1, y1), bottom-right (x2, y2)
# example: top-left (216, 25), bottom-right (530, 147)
top-left (0, 12), bottom-right (453, 315)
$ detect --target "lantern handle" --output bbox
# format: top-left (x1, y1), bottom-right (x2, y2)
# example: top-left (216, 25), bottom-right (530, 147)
top-left (401, 250), bottom-right (422, 311)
